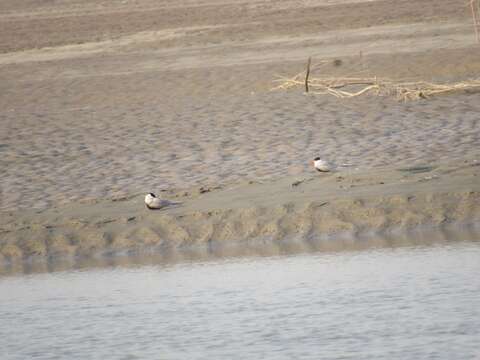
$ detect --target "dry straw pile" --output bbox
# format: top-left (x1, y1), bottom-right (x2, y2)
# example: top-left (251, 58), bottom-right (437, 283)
top-left (272, 59), bottom-right (480, 102)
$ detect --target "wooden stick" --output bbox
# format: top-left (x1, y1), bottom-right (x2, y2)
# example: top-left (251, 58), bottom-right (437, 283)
top-left (305, 57), bottom-right (311, 93)
top-left (477, 0), bottom-right (480, 41)
top-left (471, 0), bottom-right (480, 43)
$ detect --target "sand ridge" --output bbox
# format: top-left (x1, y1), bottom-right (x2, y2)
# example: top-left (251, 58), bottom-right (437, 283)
top-left (0, 22), bottom-right (475, 67)
top-left (1, 159), bottom-right (479, 266)
top-left (0, 0), bottom-right (471, 53)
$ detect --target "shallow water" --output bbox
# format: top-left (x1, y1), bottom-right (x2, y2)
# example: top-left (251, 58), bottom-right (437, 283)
top-left (1, 240), bottom-right (480, 360)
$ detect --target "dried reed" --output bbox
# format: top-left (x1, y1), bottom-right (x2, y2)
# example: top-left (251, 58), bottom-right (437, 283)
top-left (272, 66), bottom-right (480, 101)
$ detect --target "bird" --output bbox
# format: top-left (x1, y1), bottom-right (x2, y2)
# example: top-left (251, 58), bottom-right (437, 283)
top-left (144, 192), bottom-right (168, 210)
top-left (312, 157), bottom-right (331, 172)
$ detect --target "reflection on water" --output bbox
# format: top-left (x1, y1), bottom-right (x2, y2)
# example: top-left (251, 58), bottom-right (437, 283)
top-left (1, 225), bottom-right (480, 277)
top-left (1, 230), bottom-right (480, 359)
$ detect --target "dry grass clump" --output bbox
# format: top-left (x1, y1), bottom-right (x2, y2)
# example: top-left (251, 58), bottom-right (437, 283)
top-left (272, 62), bottom-right (480, 101)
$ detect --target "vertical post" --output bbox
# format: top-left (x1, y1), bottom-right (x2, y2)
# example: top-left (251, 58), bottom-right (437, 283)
top-left (471, 0), bottom-right (480, 43)
top-left (305, 57), bottom-right (311, 93)
top-left (477, 0), bottom-right (480, 40)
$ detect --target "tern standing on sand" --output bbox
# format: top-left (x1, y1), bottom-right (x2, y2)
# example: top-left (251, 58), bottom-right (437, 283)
top-left (312, 157), bottom-right (331, 172)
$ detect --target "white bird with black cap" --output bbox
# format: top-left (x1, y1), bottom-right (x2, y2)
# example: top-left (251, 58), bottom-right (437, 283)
top-left (145, 192), bottom-right (167, 209)
top-left (312, 157), bottom-right (331, 172)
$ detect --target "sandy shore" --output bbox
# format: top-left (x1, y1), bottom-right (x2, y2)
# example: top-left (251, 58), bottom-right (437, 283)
top-left (1, 159), bottom-right (479, 268)
top-left (1, 0), bottom-right (480, 269)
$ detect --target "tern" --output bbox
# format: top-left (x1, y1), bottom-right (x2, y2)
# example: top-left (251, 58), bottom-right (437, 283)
top-left (312, 157), bottom-right (331, 172)
top-left (145, 193), bottom-right (168, 210)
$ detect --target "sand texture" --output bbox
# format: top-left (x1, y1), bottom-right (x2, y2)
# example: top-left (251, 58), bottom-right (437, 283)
top-left (1, 160), bottom-right (480, 267)
top-left (1, 0), bottom-right (480, 268)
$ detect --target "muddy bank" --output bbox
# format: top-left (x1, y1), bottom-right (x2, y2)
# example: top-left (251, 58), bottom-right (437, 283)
top-left (1, 160), bottom-right (479, 268)
top-left (1, 0), bottom-right (480, 273)
top-left (1, 0), bottom-right (480, 213)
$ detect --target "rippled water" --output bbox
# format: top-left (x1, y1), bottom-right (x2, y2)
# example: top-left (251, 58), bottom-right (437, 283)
top-left (1, 240), bottom-right (480, 360)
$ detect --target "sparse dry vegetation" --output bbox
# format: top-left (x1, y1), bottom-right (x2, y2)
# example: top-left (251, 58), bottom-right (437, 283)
top-left (272, 59), bottom-right (480, 101)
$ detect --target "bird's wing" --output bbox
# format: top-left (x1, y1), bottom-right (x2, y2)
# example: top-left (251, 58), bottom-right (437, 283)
top-left (153, 198), bottom-right (182, 209)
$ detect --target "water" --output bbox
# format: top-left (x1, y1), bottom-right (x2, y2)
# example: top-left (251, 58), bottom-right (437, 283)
top-left (1, 241), bottom-right (480, 360)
